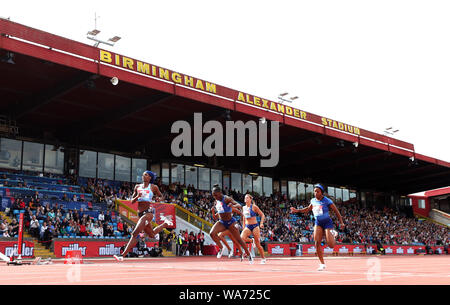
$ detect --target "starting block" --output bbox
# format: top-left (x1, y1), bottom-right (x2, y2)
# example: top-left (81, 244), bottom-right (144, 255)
top-left (64, 250), bottom-right (83, 264)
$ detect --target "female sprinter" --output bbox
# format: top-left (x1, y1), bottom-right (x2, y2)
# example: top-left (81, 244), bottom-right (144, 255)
top-left (241, 194), bottom-right (266, 264)
top-left (211, 205), bottom-right (245, 260)
top-left (114, 171), bottom-right (172, 261)
top-left (290, 184), bottom-right (344, 271)
top-left (210, 184), bottom-right (253, 263)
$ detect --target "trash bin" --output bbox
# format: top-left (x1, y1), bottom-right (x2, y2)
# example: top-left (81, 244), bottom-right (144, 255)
top-left (289, 242), bottom-right (297, 256)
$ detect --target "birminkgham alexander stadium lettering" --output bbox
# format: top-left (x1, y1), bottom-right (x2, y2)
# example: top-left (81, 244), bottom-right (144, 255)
top-left (237, 92), bottom-right (360, 136)
top-left (100, 49), bottom-right (360, 137)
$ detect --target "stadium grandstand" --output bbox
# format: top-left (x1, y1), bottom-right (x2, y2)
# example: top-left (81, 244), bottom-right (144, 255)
top-left (0, 18), bottom-right (449, 285)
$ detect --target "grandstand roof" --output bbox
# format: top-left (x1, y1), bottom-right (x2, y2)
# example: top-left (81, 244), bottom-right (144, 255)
top-left (409, 186), bottom-right (450, 198)
top-left (1, 18), bottom-right (450, 195)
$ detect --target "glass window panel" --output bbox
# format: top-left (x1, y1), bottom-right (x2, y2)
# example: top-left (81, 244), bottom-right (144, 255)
top-left (133, 159), bottom-right (148, 183)
top-left (115, 155), bottom-right (131, 182)
top-left (0, 138), bottom-right (22, 170)
top-left (343, 189), bottom-right (350, 202)
top-left (327, 186), bottom-right (335, 200)
top-left (418, 199), bottom-right (426, 209)
top-left (185, 165), bottom-right (198, 188)
top-left (305, 184), bottom-right (314, 202)
top-left (242, 174), bottom-right (252, 194)
top-left (22, 141), bottom-right (44, 172)
top-left (335, 188), bottom-right (343, 203)
top-left (97, 152), bottom-right (114, 180)
top-left (350, 191), bottom-right (357, 199)
top-left (170, 163), bottom-right (185, 185)
top-left (298, 182), bottom-right (306, 202)
top-left (231, 172), bottom-right (242, 193)
top-left (253, 175), bottom-right (262, 196)
top-left (223, 171), bottom-right (230, 193)
top-left (262, 176), bottom-right (272, 197)
top-left (161, 162), bottom-right (170, 185)
top-left (273, 180), bottom-right (280, 194)
top-left (44, 145), bottom-right (64, 174)
top-left (79, 150), bottom-right (97, 178)
top-left (150, 163), bottom-right (160, 177)
top-left (281, 180), bottom-right (287, 195)
top-left (288, 181), bottom-right (297, 200)
top-left (211, 169), bottom-right (222, 191)
top-left (198, 167), bottom-right (210, 190)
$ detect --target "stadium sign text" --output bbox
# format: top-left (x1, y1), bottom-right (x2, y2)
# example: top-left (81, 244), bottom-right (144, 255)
top-left (99, 50), bottom-right (361, 138)
top-left (99, 50), bottom-right (217, 95)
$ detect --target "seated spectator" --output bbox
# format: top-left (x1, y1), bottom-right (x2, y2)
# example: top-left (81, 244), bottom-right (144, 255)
top-left (40, 221), bottom-right (48, 241)
top-left (98, 211), bottom-right (105, 222)
top-left (9, 218), bottom-right (19, 237)
top-left (117, 219), bottom-right (124, 234)
top-left (0, 219), bottom-right (9, 237)
top-left (48, 209), bottom-right (55, 220)
top-left (29, 215), bottom-right (40, 238)
top-left (79, 221), bottom-right (87, 236)
top-left (91, 223), bottom-right (103, 237)
top-left (104, 224), bottom-right (114, 237)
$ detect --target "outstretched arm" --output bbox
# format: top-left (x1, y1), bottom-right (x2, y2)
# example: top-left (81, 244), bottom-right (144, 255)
top-left (290, 204), bottom-right (312, 214)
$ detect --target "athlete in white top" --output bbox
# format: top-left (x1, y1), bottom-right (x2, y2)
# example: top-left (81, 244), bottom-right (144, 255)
top-left (114, 171), bottom-right (172, 261)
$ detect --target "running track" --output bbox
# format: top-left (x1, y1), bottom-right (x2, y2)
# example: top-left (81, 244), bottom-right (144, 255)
top-left (0, 256), bottom-right (449, 285)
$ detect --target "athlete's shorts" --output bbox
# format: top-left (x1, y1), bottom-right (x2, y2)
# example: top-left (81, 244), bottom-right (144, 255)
top-left (138, 207), bottom-right (155, 218)
top-left (315, 217), bottom-right (334, 230)
top-left (219, 218), bottom-right (236, 229)
top-left (246, 224), bottom-right (259, 231)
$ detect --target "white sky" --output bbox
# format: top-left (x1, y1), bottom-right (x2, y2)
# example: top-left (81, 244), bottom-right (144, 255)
top-left (4, 0), bottom-right (450, 162)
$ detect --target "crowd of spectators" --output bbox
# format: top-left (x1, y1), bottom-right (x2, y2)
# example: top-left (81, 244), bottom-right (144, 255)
top-left (1, 169), bottom-right (448, 251)
top-left (3, 203), bottom-right (134, 248)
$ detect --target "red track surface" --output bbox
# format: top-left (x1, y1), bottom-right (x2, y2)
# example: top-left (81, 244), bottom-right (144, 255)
top-left (1, 256), bottom-right (449, 285)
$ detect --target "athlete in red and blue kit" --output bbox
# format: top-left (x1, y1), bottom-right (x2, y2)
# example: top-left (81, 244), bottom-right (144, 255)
top-left (290, 184), bottom-right (344, 271)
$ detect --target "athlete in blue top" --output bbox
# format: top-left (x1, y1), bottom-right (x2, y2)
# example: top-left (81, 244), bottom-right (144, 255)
top-left (211, 205), bottom-right (245, 260)
top-left (210, 184), bottom-right (253, 263)
top-left (240, 194), bottom-right (266, 264)
top-left (290, 184), bottom-right (344, 271)
top-left (114, 171), bottom-right (172, 261)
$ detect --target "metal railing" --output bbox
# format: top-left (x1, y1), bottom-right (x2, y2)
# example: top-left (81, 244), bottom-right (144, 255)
top-left (174, 204), bottom-right (213, 233)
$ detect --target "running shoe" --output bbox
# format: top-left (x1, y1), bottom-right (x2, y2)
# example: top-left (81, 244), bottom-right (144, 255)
top-left (216, 248), bottom-right (224, 259)
top-left (113, 255), bottom-right (124, 262)
top-left (240, 254), bottom-right (244, 262)
top-left (248, 253), bottom-right (254, 264)
top-left (317, 264), bottom-right (326, 271)
top-left (228, 251), bottom-right (234, 259)
top-left (260, 258), bottom-right (266, 265)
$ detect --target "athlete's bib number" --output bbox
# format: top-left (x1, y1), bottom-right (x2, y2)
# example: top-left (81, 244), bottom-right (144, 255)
top-left (216, 202), bottom-right (225, 213)
top-left (312, 205), bottom-right (323, 217)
